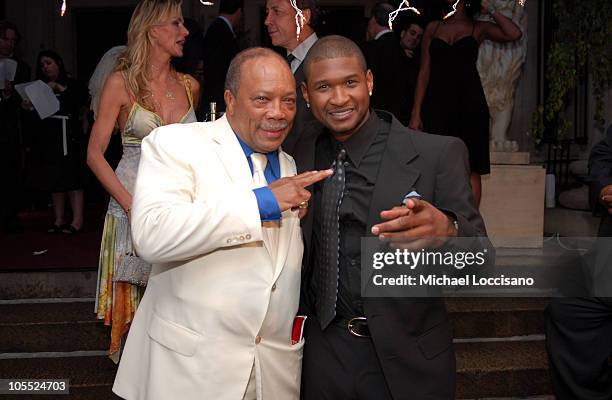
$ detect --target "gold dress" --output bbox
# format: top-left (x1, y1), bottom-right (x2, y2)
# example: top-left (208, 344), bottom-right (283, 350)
top-left (95, 78), bottom-right (197, 362)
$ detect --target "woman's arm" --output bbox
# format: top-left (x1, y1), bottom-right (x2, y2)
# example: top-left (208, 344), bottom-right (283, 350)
top-left (477, 0), bottom-right (523, 43)
top-left (86, 71), bottom-right (132, 212)
top-left (409, 21), bottom-right (437, 130)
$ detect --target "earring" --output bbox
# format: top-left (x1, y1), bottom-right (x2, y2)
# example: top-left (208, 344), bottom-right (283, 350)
top-left (306, 102), bottom-right (310, 108)
top-left (369, 91), bottom-right (372, 96)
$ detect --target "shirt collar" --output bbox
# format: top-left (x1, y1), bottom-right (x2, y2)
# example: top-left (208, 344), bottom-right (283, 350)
top-left (235, 133), bottom-right (281, 178)
top-left (330, 110), bottom-right (380, 168)
top-left (287, 32), bottom-right (318, 70)
top-left (375, 29), bottom-right (393, 40)
top-left (218, 16), bottom-right (235, 37)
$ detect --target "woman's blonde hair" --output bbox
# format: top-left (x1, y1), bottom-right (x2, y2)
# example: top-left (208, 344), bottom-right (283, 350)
top-left (115, 0), bottom-right (182, 111)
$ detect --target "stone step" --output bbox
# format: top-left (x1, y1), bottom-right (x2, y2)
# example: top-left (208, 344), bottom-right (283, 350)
top-left (0, 298), bottom-right (550, 356)
top-left (0, 355), bottom-right (120, 399)
top-left (0, 270), bottom-right (97, 300)
top-left (0, 355), bottom-right (117, 386)
top-left (0, 302), bottom-right (108, 353)
top-left (545, 207), bottom-right (600, 237)
top-left (0, 341), bottom-right (553, 400)
top-left (0, 384), bottom-right (120, 400)
top-left (447, 298), bottom-right (548, 338)
top-left (456, 340), bottom-right (551, 399)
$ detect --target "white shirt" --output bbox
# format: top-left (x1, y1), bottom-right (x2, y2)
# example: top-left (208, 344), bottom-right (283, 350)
top-left (375, 29), bottom-right (393, 40)
top-left (218, 16), bottom-right (235, 37)
top-left (286, 32), bottom-right (318, 74)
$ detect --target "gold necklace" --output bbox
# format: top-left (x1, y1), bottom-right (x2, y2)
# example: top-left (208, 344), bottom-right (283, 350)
top-left (165, 89), bottom-right (175, 100)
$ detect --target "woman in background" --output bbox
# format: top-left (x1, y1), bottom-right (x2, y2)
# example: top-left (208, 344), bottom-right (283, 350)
top-left (26, 50), bottom-right (89, 234)
top-left (409, 0), bottom-right (522, 207)
top-left (87, 0), bottom-right (199, 362)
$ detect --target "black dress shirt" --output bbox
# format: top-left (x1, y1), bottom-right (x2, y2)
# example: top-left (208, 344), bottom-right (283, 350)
top-left (311, 111), bottom-right (390, 318)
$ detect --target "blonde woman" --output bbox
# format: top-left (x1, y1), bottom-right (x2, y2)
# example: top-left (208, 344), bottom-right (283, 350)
top-left (87, 0), bottom-right (200, 362)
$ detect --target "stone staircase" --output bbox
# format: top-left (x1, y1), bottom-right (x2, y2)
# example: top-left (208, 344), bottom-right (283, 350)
top-left (0, 268), bottom-right (120, 399)
top-left (0, 265), bottom-right (557, 400)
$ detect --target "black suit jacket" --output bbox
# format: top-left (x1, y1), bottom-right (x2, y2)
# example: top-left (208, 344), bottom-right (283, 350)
top-left (282, 56), bottom-right (316, 157)
top-left (201, 18), bottom-right (238, 115)
top-left (588, 125), bottom-right (612, 236)
top-left (294, 110), bottom-right (491, 399)
top-left (363, 32), bottom-right (414, 125)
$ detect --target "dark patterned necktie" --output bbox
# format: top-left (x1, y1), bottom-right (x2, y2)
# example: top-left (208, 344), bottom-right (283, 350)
top-left (315, 147), bottom-right (347, 329)
top-left (286, 53), bottom-right (296, 67)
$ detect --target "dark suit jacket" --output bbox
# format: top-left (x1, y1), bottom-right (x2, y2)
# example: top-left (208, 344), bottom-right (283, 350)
top-left (294, 110), bottom-right (491, 399)
top-left (201, 18), bottom-right (238, 115)
top-left (363, 32), bottom-right (413, 125)
top-left (281, 57), bottom-right (317, 157)
top-left (588, 125), bottom-right (612, 236)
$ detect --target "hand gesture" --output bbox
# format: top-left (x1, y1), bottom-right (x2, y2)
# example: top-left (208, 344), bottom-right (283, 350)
top-left (371, 198), bottom-right (457, 249)
top-left (601, 185), bottom-right (612, 214)
top-left (269, 170), bottom-right (333, 216)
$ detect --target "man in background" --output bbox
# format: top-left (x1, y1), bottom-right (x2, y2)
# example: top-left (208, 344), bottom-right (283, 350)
top-left (201, 0), bottom-right (243, 117)
top-left (546, 124), bottom-right (612, 400)
top-left (265, 0), bottom-right (318, 155)
top-left (362, 2), bottom-right (412, 125)
top-left (0, 20), bottom-right (30, 233)
top-left (395, 12), bottom-right (423, 123)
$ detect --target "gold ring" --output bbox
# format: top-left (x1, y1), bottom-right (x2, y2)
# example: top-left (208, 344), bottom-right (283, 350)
top-left (298, 201), bottom-right (308, 209)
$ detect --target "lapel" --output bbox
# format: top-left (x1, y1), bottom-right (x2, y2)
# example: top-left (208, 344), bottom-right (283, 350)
top-left (293, 123), bottom-right (321, 258)
top-left (271, 151), bottom-right (299, 282)
top-left (207, 115), bottom-right (255, 191)
top-left (209, 116), bottom-right (282, 263)
top-left (365, 113), bottom-right (421, 230)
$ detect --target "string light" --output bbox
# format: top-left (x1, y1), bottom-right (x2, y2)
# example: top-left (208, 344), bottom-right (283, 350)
top-left (289, 0), bottom-right (306, 41)
top-left (443, 0), bottom-right (461, 19)
top-left (60, 0), bottom-right (67, 16)
top-left (388, 1), bottom-right (421, 30)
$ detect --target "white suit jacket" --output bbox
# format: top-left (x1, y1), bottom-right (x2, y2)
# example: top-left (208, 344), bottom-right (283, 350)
top-left (113, 116), bottom-right (304, 400)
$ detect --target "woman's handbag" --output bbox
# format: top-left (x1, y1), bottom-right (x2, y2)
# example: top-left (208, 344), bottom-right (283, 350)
top-left (113, 253), bottom-right (151, 287)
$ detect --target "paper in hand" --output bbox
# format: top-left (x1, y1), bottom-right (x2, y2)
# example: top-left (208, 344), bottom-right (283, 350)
top-left (16, 80), bottom-right (60, 119)
top-left (0, 58), bottom-right (18, 89)
top-left (0, 58), bottom-right (18, 82)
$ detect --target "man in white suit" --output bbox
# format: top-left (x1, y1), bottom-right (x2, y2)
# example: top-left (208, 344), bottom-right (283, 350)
top-left (113, 47), bottom-right (331, 400)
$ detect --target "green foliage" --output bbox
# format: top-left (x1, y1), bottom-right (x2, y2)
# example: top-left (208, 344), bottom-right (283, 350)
top-left (531, 0), bottom-right (612, 144)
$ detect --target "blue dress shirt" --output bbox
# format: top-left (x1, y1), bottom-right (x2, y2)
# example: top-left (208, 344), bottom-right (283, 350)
top-left (235, 134), bottom-right (282, 221)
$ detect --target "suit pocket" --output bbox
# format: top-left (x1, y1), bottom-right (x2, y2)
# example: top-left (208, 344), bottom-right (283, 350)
top-left (147, 312), bottom-right (202, 357)
top-left (417, 320), bottom-right (453, 360)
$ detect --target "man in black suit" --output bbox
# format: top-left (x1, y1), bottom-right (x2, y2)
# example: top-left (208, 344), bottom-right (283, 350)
top-left (201, 0), bottom-right (242, 117)
top-left (395, 12), bottom-right (424, 125)
top-left (265, 0), bottom-right (318, 155)
top-left (0, 20), bottom-right (30, 233)
top-left (589, 124), bottom-right (612, 237)
top-left (362, 2), bottom-right (413, 125)
top-left (295, 35), bottom-right (489, 399)
top-left (546, 124), bottom-right (612, 400)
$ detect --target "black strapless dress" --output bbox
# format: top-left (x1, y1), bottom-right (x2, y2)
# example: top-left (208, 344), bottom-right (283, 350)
top-left (422, 35), bottom-right (490, 175)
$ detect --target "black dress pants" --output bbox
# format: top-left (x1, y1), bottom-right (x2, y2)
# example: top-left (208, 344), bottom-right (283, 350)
top-left (301, 316), bottom-right (393, 400)
top-left (546, 297), bottom-right (612, 400)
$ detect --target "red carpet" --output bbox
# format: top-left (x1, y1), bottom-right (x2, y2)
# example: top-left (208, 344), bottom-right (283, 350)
top-left (0, 206), bottom-right (105, 271)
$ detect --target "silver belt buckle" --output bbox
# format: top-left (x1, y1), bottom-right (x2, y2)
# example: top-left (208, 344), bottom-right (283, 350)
top-left (347, 317), bottom-right (368, 337)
